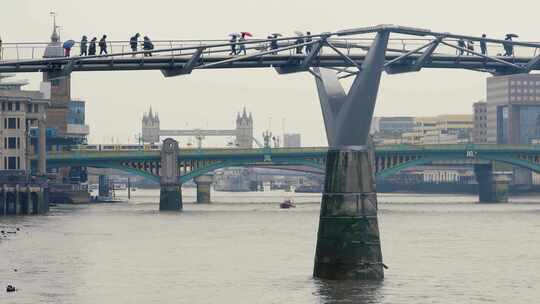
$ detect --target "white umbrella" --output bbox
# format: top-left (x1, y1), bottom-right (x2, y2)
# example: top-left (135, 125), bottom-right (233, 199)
top-left (294, 31), bottom-right (304, 36)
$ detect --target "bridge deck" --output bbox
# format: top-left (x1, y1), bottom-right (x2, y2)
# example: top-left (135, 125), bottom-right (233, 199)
top-left (1, 53), bottom-right (538, 73)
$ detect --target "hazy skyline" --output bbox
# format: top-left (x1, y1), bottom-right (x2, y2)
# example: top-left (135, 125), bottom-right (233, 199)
top-left (2, 0), bottom-right (540, 146)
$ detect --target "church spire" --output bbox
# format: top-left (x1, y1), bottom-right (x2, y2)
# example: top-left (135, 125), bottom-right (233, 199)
top-left (50, 12), bottom-right (60, 42)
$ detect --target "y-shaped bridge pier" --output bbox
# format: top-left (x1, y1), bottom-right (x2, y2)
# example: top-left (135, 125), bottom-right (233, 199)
top-left (5, 24), bottom-right (540, 280)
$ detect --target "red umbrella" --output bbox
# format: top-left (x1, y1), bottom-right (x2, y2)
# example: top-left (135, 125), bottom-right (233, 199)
top-left (241, 32), bottom-right (253, 37)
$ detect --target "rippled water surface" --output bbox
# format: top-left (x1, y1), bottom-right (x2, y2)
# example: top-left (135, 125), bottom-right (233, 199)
top-left (1, 189), bottom-right (540, 303)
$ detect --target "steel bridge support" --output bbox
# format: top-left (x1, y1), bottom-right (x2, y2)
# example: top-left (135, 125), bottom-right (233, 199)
top-left (474, 164), bottom-right (509, 203)
top-left (194, 174), bottom-right (213, 204)
top-left (313, 31), bottom-right (389, 280)
top-left (159, 138), bottom-right (182, 211)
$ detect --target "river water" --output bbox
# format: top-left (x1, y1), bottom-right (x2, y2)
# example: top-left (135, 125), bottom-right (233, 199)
top-left (1, 189), bottom-right (539, 303)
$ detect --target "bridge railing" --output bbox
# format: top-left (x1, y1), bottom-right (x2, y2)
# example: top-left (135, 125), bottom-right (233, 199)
top-left (2, 36), bottom-right (539, 63)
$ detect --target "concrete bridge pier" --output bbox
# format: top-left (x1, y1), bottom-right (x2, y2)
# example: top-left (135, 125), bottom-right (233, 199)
top-left (474, 164), bottom-right (509, 203)
top-left (195, 174), bottom-right (213, 204)
top-left (159, 138), bottom-right (182, 211)
top-left (313, 31), bottom-right (389, 280)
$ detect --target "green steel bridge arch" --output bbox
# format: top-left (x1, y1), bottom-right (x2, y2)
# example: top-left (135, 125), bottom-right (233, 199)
top-left (42, 144), bottom-right (540, 183)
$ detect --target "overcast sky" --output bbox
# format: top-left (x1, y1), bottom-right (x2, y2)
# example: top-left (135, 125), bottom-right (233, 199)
top-left (2, 0), bottom-right (540, 146)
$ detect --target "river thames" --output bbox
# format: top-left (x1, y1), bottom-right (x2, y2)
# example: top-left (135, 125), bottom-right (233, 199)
top-left (1, 189), bottom-right (539, 303)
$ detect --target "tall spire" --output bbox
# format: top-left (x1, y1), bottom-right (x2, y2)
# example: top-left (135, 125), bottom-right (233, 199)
top-left (50, 12), bottom-right (60, 42)
top-left (148, 106), bottom-right (154, 118)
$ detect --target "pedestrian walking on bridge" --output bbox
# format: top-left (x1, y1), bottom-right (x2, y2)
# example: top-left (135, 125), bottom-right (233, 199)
top-left (88, 37), bottom-right (97, 55)
top-left (99, 35), bottom-right (108, 55)
top-left (229, 34), bottom-right (238, 55)
top-left (457, 38), bottom-right (466, 55)
top-left (130, 33), bottom-right (140, 56)
top-left (143, 36), bottom-right (154, 57)
top-left (305, 31), bottom-right (313, 54)
top-left (480, 34), bottom-right (487, 55)
top-left (80, 36), bottom-right (88, 56)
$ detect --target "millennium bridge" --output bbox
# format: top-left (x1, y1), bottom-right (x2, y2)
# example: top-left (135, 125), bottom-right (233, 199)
top-left (7, 24), bottom-right (540, 280)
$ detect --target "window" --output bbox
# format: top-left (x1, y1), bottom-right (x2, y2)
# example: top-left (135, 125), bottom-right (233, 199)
top-left (7, 156), bottom-right (17, 170)
top-left (15, 102), bottom-right (20, 111)
top-left (7, 102), bottom-right (12, 111)
top-left (17, 118), bottom-right (20, 129)
top-left (1, 102), bottom-right (5, 111)
top-left (7, 117), bottom-right (17, 129)
top-left (7, 137), bottom-right (17, 149)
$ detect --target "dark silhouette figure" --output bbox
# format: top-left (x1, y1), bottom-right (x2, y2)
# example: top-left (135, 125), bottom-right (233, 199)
top-left (504, 35), bottom-right (514, 57)
top-left (229, 35), bottom-right (237, 55)
top-left (457, 38), bottom-right (466, 55)
top-left (80, 36), bottom-right (88, 56)
top-left (130, 33), bottom-right (140, 55)
top-left (305, 31), bottom-right (313, 54)
top-left (480, 34), bottom-right (487, 55)
top-left (467, 40), bottom-right (474, 55)
top-left (295, 36), bottom-right (305, 54)
top-left (238, 33), bottom-right (247, 55)
top-left (88, 37), bottom-right (97, 55)
top-left (143, 36), bottom-right (154, 57)
top-left (99, 35), bottom-right (108, 55)
top-left (270, 35), bottom-right (279, 54)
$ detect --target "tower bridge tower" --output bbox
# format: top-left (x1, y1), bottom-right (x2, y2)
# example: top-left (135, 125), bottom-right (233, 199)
top-left (235, 107), bottom-right (253, 148)
top-left (141, 107), bottom-right (160, 143)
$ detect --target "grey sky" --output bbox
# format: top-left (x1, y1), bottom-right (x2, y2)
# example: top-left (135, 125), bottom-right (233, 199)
top-left (2, 0), bottom-right (540, 146)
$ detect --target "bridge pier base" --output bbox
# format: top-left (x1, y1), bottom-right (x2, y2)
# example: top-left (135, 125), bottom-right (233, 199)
top-left (160, 185), bottom-right (183, 211)
top-left (195, 175), bottom-right (213, 204)
top-left (313, 147), bottom-right (384, 280)
top-left (475, 165), bottom-right (509, 203)
top-left (159, 138), bottom-right (182, 211)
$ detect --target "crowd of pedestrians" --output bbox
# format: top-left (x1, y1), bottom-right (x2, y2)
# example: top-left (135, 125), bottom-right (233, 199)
top-left (456, 33), bottom-right (517, 57)
top-left (61, 33), bottom-right (154, 57)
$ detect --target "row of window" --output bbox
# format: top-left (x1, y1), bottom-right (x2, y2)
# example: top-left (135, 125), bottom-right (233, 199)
top-left (510, 96), bottom-right (540, 101)
top-left (3, 137), bottom-right (21, 149)
top-left (2, 117), bottom-right (21, 129)
top-left (474, 108), bottom-right (487, 114)
top-left (510, 88), bottom-right (540, 94)
top-left (1, 101), bottom-right (21, 112)
top-left (3, 156), bottom-right (21, 170)
top-left (1, 102), bottom-right (40, 113)
top-left (510, 80), bottom-right (540, 86)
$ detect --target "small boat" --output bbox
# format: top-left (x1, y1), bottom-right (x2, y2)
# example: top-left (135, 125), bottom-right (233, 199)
top-left (280, 199), bottom-right (296, 209)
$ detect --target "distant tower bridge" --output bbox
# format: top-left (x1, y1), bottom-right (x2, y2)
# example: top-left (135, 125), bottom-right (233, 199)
top-left (141, 106), bottom-right (257, 148)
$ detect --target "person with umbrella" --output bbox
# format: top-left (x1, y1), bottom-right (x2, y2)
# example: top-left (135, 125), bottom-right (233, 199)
top-left (143, 36), bottom-right (154, 57)
top-left (80, 36), bottom-right (88, 56)
top-left (480, 34), bottom-right (488, 56)
top-left (130, 33), bottom-right (140, 56)
top-left (229, 33), bottom-right (238, 55)
top-left (99, 35), bottom-right (108, 55)
top-left (88, 37), bottom-right (97, 55)
top-left (237, 32), bottom-right (252, 55)
top-left (63, 39), bottom-right (75, 57)
top-left (294, 31), bottom-right (305, 54)
top-left (504, 34), bottom-right (517, 57)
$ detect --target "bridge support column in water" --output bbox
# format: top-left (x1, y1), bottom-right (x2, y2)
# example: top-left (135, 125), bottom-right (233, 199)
top-left (475, 164), bottom-right (509, 203)
top-left (313, 30), bottom-right (389, 280)
top-left (195, 174), bottom-right (213, 204)
top-left (159, 138), bottom-right (182, 211)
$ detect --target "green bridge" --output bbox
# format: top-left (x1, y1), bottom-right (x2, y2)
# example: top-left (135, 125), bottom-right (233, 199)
top-left (42, 144), bottom-right (540, 184)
